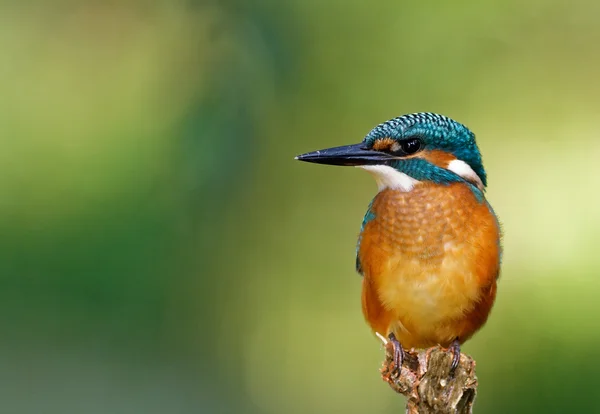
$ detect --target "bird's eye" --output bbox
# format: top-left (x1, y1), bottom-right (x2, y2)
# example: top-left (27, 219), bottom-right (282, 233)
top-left (391, 138), bottom-right (422, 156)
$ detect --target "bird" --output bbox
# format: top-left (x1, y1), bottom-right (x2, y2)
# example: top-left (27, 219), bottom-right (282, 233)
top-left (295, 112), bottom-right (501, 373)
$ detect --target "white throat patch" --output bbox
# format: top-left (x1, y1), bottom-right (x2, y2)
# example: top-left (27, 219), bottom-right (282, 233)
top-left (447, 159), bottom-right (484, 191)
top-left (358, 165), bottom-right (419, 192)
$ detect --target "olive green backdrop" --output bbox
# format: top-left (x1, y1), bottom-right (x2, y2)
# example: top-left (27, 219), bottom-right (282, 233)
top-left (1, 1), bottom-right (598, 413)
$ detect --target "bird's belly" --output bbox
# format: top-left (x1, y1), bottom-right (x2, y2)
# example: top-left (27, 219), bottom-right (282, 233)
top-left (358, 184), bottom-right (500, 348)
top-left (376, 252), bottom-right (480, 338)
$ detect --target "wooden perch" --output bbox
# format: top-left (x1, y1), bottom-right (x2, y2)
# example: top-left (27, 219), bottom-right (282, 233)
top-left (380, 342), bottom-right (478, 414)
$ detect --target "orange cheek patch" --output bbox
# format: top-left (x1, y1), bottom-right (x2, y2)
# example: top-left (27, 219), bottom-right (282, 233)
top-left (372, 137), bottom-right (396, 151)
top-left (418, 150), bottom-right (456, 168)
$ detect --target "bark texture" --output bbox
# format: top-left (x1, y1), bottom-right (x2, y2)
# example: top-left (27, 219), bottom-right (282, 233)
top-left (381, 343), bottom-right (478, 414)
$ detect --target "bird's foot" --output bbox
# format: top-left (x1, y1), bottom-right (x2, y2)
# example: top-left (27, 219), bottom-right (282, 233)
top-left (388, 332), bottom-right (404, 376)
top-left (448, 338), bottom-right (461, 375)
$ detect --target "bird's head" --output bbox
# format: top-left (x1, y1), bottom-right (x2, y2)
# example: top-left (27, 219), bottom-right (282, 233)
top-left (296, 112), bottom-right (486, 193)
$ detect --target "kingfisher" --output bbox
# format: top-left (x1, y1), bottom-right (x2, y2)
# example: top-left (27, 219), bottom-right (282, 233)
top-left (296, 112), bottom-right (501, 373)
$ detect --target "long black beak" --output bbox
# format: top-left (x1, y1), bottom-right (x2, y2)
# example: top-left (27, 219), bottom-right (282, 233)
top-left (295, 143), bottom-right (393, 166)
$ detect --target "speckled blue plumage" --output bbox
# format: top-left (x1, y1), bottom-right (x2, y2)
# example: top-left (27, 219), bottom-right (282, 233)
top-left (363, 112), bottom-right (487, 188)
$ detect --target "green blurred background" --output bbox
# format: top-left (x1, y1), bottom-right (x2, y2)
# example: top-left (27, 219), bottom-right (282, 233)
top-left (2, 1), bottom-right (599, 413)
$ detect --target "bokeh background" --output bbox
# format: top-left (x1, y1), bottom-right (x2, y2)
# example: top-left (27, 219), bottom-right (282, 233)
top-left (2, 1), bottom-right (599, 413)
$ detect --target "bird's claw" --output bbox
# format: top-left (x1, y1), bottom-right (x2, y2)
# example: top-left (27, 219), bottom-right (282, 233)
top-left (449, 338), bottom-right (461, 375)
top-left (388, 332), bottom-right (404, 376)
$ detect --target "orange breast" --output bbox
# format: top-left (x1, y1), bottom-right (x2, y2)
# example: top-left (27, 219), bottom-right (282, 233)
top-left (358, 182), bottom-right (501, 349)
